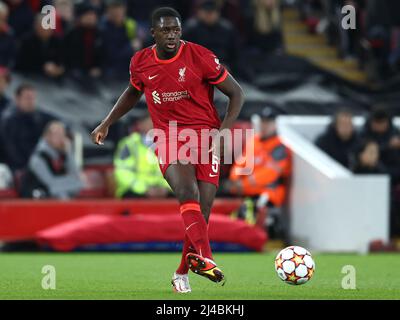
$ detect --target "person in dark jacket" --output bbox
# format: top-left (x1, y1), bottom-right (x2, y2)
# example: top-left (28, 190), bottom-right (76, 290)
top-left (351, 140), bottom-right (387, 174)
top-left (5, 0), bottom-right (34, 38)
top-left (359, 107), bottom-right (400, 239)
top-left (0, 1), bottom-right (16, 68)
top-left (0, 66), bottom-right (10, 163)
top-left (100, 0), bottom-right (140, 79)
top-left (315, 109), bottom-right (359, 168)
top-left (53, 0), bottom-right (74, 38)
top-left (360, 107), bottom-right (400, 184)
top-left (183, 0), bottom-right (239, 71)
top-left (16, 13), bottom-right (65, 78)
top-left (0, 84), bottom-right (57, 171)
top-left (246, 0), bottom-right (283, 53)
top-left (64, 2), bottom-right (104, 78)
top-left (0, 65), bottom-right (10, 115)
top-left (19, 121), bottom-right (83, 199)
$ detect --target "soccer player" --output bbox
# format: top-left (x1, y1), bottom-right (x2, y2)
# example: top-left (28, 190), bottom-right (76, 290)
top-left (91, 7), bottom-right (244, 293)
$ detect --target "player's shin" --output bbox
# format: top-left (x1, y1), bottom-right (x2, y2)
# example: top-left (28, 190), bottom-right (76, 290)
top-left (176, 233), bottom-right (195, 275)
top-left (180, 201), bottom-right (213, 260)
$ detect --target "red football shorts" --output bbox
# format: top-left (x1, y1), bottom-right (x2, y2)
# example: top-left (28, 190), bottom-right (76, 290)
top-left (154, 131), bottom-right (220, 187)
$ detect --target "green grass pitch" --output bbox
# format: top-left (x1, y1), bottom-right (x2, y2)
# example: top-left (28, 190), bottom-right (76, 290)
top-left (0, 252), bottom-right (399, 299)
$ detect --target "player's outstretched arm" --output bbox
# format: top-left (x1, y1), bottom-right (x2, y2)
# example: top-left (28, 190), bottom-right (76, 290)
top-left (215, 74), bottom-right (245, 131)
top-left (91, 85), bottom-right (143, 145)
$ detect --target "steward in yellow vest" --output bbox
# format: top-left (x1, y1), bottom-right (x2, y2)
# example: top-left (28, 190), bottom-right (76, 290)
top-left (114, 115), bottom-right (170, 198)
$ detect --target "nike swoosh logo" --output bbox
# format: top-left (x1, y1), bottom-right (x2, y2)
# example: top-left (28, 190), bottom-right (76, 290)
top-left (186, 222), bottom-right (198, 231)
top-left (148, 75), bottom-right (158, 80)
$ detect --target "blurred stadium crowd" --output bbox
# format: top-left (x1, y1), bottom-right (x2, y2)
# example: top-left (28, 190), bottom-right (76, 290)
top-left (0, 0), bottom-right (399, 239)
top-left (1, 0), bottom-right (399, 83)
top-left (0, 0), bottom-right (284, 82)
top-left (298, 0), bottom-right (400, 83)
top-left (315, 107), bottom-right (400, 236)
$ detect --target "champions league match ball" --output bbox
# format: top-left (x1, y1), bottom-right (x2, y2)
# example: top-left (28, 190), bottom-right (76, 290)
top-left (275, 246), bottom-right (315, 285)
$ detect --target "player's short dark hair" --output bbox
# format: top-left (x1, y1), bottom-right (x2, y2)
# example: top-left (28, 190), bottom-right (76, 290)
top-left (15, 84), bottom-right (35, 96)
top-left (151, 7), bottom-right (181, 27)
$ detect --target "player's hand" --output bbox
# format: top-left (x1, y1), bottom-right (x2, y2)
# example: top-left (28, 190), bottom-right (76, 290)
top-left (91, 123), bottom-right (109, 145)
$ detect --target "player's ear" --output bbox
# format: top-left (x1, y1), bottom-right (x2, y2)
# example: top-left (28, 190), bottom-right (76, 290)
top-left (150, 27), bottom-right (155, 38)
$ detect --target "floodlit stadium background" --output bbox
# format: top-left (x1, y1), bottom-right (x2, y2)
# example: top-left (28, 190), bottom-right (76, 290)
top-left (1, 0), bottom-right (400, 257)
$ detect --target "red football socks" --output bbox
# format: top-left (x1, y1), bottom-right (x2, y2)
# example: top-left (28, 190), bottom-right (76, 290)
top-left (176, 233), bottom-right (196, 275)
top-left (178, 201), bottom-right (213, 264)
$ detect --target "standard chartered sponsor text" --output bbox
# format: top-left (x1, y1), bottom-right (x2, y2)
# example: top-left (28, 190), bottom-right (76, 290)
top-left (161, 90), bottom-right (190, 102)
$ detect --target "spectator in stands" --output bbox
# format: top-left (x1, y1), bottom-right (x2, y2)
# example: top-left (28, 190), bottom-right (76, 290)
top-left (184, 0), bottom-right (239, 71)
top-left (16, 13), bottom-right (65, 78)
top-left (26, 0), bottom-right (52, 13)
top-left (64, 2), bottom-right (104, 79)
top-left (0, 66), bottom-right (10, 163)
top-left (225, 107), bottom-right (291, 233)
top-left (338, 0), bottom-right (364, 60)
top-left (0, 1), bottom-right (16, 68)
top-left (364, 0), bottom-right (394, 81)
top-left (0, 66), bottom-right (10, 115)
top-left (315, 109), bottom-right (359, 168)
top-left (359, 107), bottom-right (400, 239)
top-left (54, 0), bottom-right (74, 38)
top-left (87, 0), bottom-right (105, 17)
top-left (113, 112), bottom-right (170, 199)
top-left (0, 84), bottom-right (57, 171)
top-left (211, 0), bottom-right (249, 40)
top-left (5, 0), bottom-right (34, 38)
top-left (127, 0), bottom-right (185, 28)
top-left (351, 140), bottom-right (386, 174)
top-left (361, 107), bottom-right (400, 184)
top-left (19, 121), bottom-right (83, 199)
top-left (101, 0), bottom-right (141, 79)
top-left (247, 0), bottom-right (283, 53)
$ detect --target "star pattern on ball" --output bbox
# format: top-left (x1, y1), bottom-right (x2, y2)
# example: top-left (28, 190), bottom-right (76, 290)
top-left (275, 257), bottom-right (283, 269)
top-left (291, 254), bottom-right (304, 267)
top-left (275, 246), bottom-right (315, 286)
top-left (287, 272), bottom-right (300, 283)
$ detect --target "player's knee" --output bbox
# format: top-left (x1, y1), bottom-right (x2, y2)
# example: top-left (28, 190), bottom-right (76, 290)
top-left (175, 185), bottom-right (200, 203)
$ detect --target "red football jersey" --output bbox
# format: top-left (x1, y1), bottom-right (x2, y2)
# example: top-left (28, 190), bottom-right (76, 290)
top-left (129, 40), bottom-right (228, 133)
